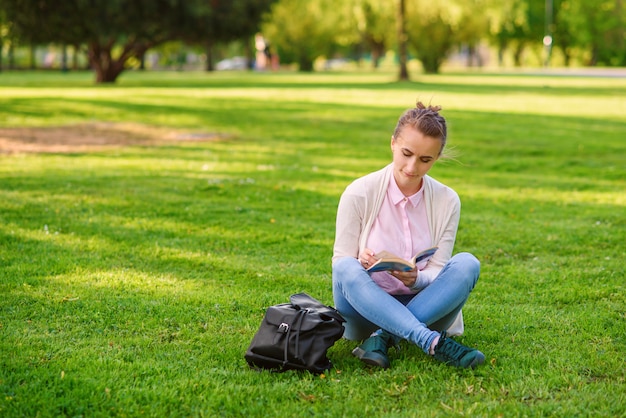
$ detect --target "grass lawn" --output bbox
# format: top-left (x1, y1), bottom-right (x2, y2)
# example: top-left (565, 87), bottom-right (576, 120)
top-left (0, 69), bottom-right (624, 417)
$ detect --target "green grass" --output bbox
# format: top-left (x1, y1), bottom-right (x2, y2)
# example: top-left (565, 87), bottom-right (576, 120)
top-left (1, 69), bottom-right (625, 417)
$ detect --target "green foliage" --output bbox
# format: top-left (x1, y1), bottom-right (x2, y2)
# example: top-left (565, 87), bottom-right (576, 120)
top-left (0, 70), bottom-right (625, 417)
top-left (352, 0), bottom-right (396, 67)
top-left (3, 0), bottom-right (626, 77)
top-left (489, 0), bottom-right (544, 65)
top-left (262, 0), bottom-right (346, 71)
top-left (568, 0), bottom-right (626, 66)
top-left (0, 0), bottom-right (275, 82)
top-left (406, 2), bottom-right (456, 74)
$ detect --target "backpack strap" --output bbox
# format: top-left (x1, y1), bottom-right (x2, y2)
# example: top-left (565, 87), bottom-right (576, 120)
top-left (281, 308), bottom-right (307, 371)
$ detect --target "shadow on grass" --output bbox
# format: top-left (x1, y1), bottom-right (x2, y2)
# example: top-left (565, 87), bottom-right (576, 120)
top-left (2, 72), bottom-right (625, 417)
top-left (3, 69), bottom-right (626, 98)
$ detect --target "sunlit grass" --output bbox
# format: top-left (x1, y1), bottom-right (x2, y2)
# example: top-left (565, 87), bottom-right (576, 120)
top-left (1, 70), bottom-right (625, 417)
top-left (2, 70), bottom-right (626, 126)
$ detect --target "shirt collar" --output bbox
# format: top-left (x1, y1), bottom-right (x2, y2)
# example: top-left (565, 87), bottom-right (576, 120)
top-left (389, 175), bottom-right (424, 207)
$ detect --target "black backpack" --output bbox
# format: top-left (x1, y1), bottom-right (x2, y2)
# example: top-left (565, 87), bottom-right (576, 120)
top-left (245, 293), bottom-right (345, 373)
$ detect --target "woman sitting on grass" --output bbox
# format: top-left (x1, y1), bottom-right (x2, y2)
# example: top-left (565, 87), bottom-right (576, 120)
top-left (332, 101), bottom-right (484, 369)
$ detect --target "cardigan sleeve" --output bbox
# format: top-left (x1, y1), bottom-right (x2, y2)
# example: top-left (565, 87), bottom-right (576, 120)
top-left (332, 186), bottom-right (365, 263)
top-left (332, 165), bottom-right (391, 264)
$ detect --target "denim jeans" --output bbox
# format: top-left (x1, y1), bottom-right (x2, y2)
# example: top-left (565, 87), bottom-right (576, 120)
top-left (332, 252), bottom-right (480, 354)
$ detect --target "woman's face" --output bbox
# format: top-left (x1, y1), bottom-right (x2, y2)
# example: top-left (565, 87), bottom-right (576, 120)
top-left (391, 126), bottom-right (442, 195)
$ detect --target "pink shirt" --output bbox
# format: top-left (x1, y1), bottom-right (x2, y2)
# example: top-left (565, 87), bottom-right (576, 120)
top-left (366, 175), bottom-right (431, 294)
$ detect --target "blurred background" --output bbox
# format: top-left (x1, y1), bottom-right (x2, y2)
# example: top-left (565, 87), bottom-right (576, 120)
top-left (0, 0), bottom-right (624, 83)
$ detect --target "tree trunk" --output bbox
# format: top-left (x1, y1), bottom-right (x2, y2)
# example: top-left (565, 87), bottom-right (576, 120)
top-left (557, 42), bottom-right (571, 67)
top-left (420, 54), bottom-right (441, 74)
top-left (513, 43), bottom-right (524, 67)
top-left (298, 55), bottom-right (314, 72)
top-left (371, 42), bottom-right (385, 69)
top-left (8, 42), bottom-right (15, 69)
top-left (397, 0), bottom-right (409, 81)
top-left (371, 48), bottom-right (380, 69)
top-left (589, 44), bottom-right (599, 66)
top-left (244, 41), bottom-right (254, 70)
top-left (95, 64), bottom-right (124, 83)
top-left (89, 43), bottom-right (123, 83)
top-left (30, 44), bottom-right (36, 70)
top-left (205, 41), bottom-right (214, 72)
top-left (61, 44), bottom-right (68, 72)
top-left (466, 45), bottom-right (476, 67)
top-left (88, 40), bottom-right (149, 83)
top-left (72, 44), bottom-right (80, 70)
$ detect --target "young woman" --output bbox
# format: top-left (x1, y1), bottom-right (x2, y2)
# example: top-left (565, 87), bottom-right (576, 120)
top-left (332, 102), bottom-right (484, 369)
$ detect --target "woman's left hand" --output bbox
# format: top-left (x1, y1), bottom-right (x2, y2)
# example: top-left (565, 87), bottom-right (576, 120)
top-left (390, 269), bottom-right (418, 288)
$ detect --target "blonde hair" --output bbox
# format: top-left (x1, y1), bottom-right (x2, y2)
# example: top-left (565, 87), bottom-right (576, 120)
top-left (393, 101), bottom-right (448, 156)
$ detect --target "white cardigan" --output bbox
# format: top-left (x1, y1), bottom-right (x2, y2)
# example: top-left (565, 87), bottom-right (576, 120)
top-left (332, 164), bottom-right (465, 335)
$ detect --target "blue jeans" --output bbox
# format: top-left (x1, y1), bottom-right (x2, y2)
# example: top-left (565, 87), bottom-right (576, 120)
top-left (332, 252), bottom-right (480, 354)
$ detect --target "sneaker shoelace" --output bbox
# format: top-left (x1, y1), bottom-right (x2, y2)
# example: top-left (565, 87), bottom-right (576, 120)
top-left (434, 331), bottom-right (474, 365)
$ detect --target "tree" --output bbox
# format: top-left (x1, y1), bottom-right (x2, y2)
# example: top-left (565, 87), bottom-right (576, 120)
top-left (0, 0), bottom-right (275, 82)
top-left (570, 0), bottom-right (626, 66)
top-left (0, 10), bottom-right (7, 72)
top-left (405, 1), bottom-right (456, 74)
top-left (397, 0), bottom-right (409, 80)
top-left (490, 0), bottom-right (545, 66)
top-left (350, 0), bottom-right (396, 68)
top-left (2, 0), bottom-right (166, 80)
top-left (453, 0), bottom-right (493, 67)
top-left (550, 0), bottom-right (575, 66)
top-left (262, 0), bottom-right (342, 71)
top-left (175, 0), bottom-right (276, 71)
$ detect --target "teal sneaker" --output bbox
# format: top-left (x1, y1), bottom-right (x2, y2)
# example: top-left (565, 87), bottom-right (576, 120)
top-left (351, 330), bottom-right (399, 369)
top-left (433, 331), bottom-right (485, 369)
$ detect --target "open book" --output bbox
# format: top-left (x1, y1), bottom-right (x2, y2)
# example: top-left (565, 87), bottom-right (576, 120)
top-left (366, 246), bottom-right (438, 273)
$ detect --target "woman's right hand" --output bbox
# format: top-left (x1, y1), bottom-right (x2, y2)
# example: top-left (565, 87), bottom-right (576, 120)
top-left (359, 248), bottom-right (375, 269)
